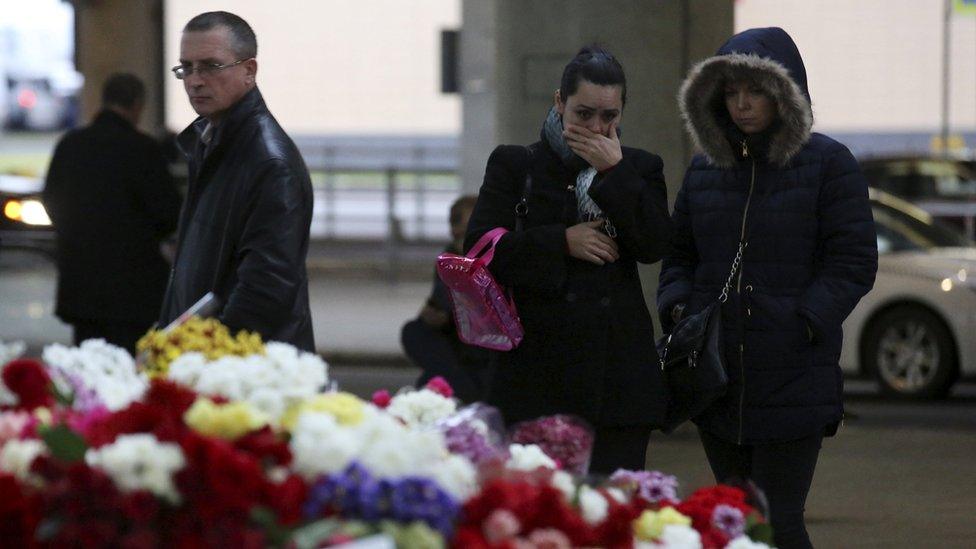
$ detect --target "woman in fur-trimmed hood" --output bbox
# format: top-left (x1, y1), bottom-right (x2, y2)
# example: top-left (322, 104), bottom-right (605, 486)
top-left (658, 27), bottom-right (878, 549)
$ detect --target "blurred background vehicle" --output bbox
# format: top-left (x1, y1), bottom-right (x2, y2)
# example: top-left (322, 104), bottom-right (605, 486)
top-left (859, 155), bottom-right (976, 239)
top-left (0, 173), bottom-right (54, 255)
top-left (5, 66), bottom-right (82, 131)
top-left (842, 189), bottom-right (976, 399)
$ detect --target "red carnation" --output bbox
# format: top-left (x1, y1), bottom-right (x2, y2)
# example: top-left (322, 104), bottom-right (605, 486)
top-left (425, 376), bottom-right (454, 398)
top-left (371, 389), bottom-right (392, 408)
top-left (0, 473), bottom-right (41, 549)
top-left (2, 359), bottom-right (53, 411)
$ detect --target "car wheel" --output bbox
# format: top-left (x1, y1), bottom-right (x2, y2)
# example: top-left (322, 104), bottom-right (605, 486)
top-left (864, 306), bottom-right (957, 399)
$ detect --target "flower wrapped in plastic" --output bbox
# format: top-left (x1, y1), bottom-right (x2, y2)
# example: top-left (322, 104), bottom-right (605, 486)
top-left (436, 403), bottom-right (508, 467)
top-left (510, 414), bottom-right (595, 475)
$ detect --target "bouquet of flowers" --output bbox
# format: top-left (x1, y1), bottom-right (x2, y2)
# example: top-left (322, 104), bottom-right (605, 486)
top-left (510, 414), bottom-right (595, 475)
top-left (136, 316), bottom-right (264, 378)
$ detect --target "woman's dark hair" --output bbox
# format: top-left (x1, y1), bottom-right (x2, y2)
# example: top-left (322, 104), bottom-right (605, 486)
top-left (559, 45), bottom-right (627, 105)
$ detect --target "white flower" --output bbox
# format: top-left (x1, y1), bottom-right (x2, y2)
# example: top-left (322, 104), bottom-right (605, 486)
top-left (506, 443), bottom-right (557, 471)
top-left (635, 524), bottom-right (703, 549)
top-left (166, 342), bottom-right (328, 426)
top-left (290, 412), bottom-right (363, 479)
top-left (0, 340), bottom-right (25, 366)
top-left (358, 416), bottom-right (446, 477)
top-left (606, 486), bottom-right (629, 504)
top-left (85, 433), bottom-right (185, 503)
top-left (550, 470), bottom-right (577, 501)
top-left (43, 340), bottom-right (147, 411)
top-left (579, 485), bottom-right (609, 525)
top-left (726, 537), bottom-right (773, 549)
top-left (430, 453), bottom-right (478, 501)
top-left (386, 388), bottom-right (457, 429)
top-left (0, 439), bottom-right (46, 483)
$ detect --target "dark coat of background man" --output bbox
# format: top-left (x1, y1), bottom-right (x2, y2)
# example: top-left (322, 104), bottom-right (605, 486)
top-left (158, 11), bottom-right (315, 351)
top-left (43, 73), bottom-right (182, 354)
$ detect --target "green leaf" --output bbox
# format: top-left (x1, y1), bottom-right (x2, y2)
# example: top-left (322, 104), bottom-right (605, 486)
top-left (250, 506), bottom-right (289, 548)
top-left (40, 424), bottom-right (87, 463)
top-left (747, 522), bottom-right (775, 545)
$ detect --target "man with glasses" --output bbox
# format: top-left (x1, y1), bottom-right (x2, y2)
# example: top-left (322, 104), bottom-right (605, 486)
top-left (159, 11), bottom-right (315, 351)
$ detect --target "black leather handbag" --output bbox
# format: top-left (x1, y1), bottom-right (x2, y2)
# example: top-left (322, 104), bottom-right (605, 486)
top-left (657, 241), bottom-right (744, 433)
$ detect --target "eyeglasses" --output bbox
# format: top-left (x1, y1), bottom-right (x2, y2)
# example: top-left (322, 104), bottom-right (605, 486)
top-left (171, 58), bottom-right (250, 80)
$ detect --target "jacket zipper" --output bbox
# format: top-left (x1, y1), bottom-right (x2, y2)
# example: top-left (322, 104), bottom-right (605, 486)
top-left (737, 140), bottom-right (756, 445)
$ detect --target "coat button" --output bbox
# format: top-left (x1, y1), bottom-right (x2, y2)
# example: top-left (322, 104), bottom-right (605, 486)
top-left (599, 297), bottom-right (611, 307)
top-left (566, 292), bottom-right (577, 302)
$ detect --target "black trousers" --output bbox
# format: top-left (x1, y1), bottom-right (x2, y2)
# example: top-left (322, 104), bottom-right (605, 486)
top-left (589, 425), bottom-right (652, 475)
top-left (699, 428), bottom-right (823, 549)
top-left (400, 318), bottom-right (491, 404)
top-left (72, 320), bottom-right (149, 355)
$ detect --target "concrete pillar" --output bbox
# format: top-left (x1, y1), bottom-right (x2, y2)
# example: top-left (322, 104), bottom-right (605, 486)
top-left (459, 0), bottom-right (733, 324)
top-left (73, 0), bottom-right (166, 136)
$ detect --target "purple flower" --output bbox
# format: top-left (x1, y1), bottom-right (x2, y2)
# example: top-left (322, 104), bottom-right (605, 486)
top-left (609, 469), bottom-right (679, 503)
top-left (387, 477), bottom-right (459, 536)
top-left (443, 422), bottom-right (507, 465)
top-left (711, 503), bottom-right (746, 538)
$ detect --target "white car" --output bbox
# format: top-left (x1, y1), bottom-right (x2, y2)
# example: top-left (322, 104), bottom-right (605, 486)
top-left (841, 189), bottom-right (976, 398)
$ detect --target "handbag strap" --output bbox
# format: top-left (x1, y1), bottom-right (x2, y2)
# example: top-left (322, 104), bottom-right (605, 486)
top-left (718, 240), bottom-right (746, 303)
top-left (466, 227), bottom-right (508, 264)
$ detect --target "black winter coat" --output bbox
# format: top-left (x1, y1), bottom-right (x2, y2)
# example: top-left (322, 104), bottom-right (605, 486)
top-left (43, 110), bottom-right (181, 325)
top-left (465, 139), bottom-right (672, 428)
top-left (159, 88), bottom-right (315, 351)
top-left (659, 27), bottom-right (878, 444)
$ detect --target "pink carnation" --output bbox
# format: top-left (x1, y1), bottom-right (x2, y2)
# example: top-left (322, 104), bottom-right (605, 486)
top-left (371, 389), bottom-right (392, 408)
top-left (0, 411), bottom-right (31, 444)
top-left (527, 528), bottom-right (572, 549)
top-left (425, 376), bottom-right (454, 398)
top-left (483, 508), bottom-right (521, 543)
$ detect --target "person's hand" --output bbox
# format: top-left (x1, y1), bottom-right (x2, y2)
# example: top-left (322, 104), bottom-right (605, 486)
top-left (563, 120), bottom-right (623, 172)
top-left (566, 219), bottom-right (619, 265)
top-left (420, 304), bottom-right (450, 329)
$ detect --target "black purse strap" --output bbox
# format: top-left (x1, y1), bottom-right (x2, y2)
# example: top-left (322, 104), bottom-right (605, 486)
top-left (515, 145), bottom-right (534, 232)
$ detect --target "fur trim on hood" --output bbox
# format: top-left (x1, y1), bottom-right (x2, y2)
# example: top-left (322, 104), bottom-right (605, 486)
top-left (679, 28), bottom-right (813, 168)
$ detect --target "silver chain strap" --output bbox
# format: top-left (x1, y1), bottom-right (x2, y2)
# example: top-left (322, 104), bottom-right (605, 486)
top-left (718, 241), bottom-right (746, 304)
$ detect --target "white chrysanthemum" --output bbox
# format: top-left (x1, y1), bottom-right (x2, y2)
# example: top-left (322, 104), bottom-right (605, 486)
top-left (85, 433), bottom-right (185, 503)
top-left (290, 412), bottom-right (363, 479)
top-left (430, 453), bottom-right (478, 501)
top-left (551, 470), bottom-right (577, 501)
top-left (358, 418), bottom-right (447, 478)
top-left (506, 443), bottom-right (557, 471)
top-left (635, 525), bottom-right (704, 549)
top-left (386, 388), bottom-right (457, 429)
top-left (165, 343), bottom-right (328, 426)
top-left (0, 439), bottom-right (46, 482)
top-left (579, 485), bottom-right (610, 525)
top-left (42, 340), bottom-right (147, 411)
top-left (726, 537), bottom-right (772, 549)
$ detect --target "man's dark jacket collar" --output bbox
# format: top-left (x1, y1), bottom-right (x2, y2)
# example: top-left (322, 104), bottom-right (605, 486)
top-left (176, 86), bottom-right (266, 160)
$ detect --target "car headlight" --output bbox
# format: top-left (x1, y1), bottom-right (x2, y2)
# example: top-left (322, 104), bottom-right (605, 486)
top-left (3, 198), bottom-right (52, 226)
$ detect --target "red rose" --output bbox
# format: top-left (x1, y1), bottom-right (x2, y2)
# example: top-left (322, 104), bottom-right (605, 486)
top-left (235, 426), bottom-right (292, 467)
top-left (2, 359), bottom-right (53, 410)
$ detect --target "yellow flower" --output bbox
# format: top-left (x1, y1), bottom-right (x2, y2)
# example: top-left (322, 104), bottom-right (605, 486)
top-left (633, 507), bottom-right (692, 541)
top-left (280, 392), bottom-right (365, 431)
top-left (136, 316), bottom-right (265, 378)
top-left (184, 398), bottom-right (268, 440)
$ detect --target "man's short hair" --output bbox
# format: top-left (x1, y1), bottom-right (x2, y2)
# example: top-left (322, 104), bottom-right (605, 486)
top-left (184, 11), bottom-right (257, 59)
top-left (101, 73), bottom-right (145, 109)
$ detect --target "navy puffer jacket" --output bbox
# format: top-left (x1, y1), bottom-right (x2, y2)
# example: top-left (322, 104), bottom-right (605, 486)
top-left (658, 27), bottom-right (878, 444)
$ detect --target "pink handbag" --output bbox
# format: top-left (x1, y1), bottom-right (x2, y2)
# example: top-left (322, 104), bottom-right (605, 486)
top-left (436, 227), bottom-right (524, 351)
